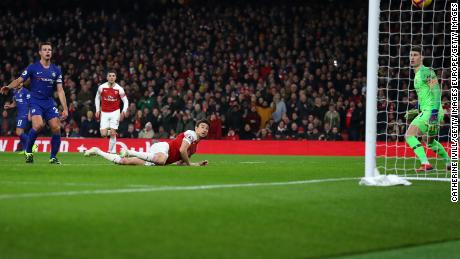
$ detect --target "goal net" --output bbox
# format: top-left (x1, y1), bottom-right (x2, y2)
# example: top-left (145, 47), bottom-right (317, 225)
top-left (370, 0), bottom-right (452, 181)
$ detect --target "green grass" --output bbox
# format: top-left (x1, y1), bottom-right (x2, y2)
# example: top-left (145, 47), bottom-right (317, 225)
top-left (0, 153), bottom-right (458, 259)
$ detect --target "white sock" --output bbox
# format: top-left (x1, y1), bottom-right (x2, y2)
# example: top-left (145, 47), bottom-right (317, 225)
top-left (97, 149), bottom-right (122, 164)
top-left (109, 135), bottom-right (117, 153)
top-left (127, 149), bottom-right (155, 162)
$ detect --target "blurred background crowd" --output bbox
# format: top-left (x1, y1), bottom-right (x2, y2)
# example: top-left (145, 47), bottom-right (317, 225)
top-left (0, 0), bottom-right (451, 141)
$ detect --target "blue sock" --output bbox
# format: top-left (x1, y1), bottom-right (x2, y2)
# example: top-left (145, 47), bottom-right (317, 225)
top-left (20, 133), bottom-right (28, 151)
top-left (26, 129), bottom-right (38, 153)
top-left (51, 134), bottom-right (61, 159)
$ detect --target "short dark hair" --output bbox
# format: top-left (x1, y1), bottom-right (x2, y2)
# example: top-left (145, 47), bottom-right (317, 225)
top-left (38, 42), bottom-right (52, 51)
top-left (107, 70), bottom-right (117, 75)
top-left (195, 119), bottom-right (210, 128)
top-left (411, 45), bottom-right (422, 55)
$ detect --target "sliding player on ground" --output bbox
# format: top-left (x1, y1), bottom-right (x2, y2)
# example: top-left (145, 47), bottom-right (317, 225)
top-left (85, 119), bottom-right (209, 166)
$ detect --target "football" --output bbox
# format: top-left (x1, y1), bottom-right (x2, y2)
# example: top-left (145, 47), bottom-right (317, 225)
top-left (412, 0), bottom-right (433, 8)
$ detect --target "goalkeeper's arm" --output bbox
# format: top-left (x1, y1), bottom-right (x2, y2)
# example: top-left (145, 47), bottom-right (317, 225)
top-left (427, 71), bottom-right (441, 130)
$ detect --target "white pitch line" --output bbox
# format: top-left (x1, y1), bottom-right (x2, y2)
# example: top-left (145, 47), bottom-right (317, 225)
top-left (0, 180), bottom-right (158, 188)
top-left (0, 180), bottom-right (104, 187)
top-left (0, 177), bottom-right (359, 201)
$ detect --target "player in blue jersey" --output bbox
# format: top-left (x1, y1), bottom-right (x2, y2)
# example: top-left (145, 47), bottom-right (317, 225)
top-left (3, 85), bottom-right (37, 153)
top-left (1, 42), bottom-right (68, 164)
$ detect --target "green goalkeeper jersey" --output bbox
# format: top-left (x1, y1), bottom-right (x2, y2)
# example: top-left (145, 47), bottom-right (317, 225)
top-left (414, 65), bottom-right (442, 112)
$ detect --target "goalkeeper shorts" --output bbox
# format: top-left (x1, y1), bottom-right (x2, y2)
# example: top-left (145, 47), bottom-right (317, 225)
top-left (410, 110), bottom-right (444, 135)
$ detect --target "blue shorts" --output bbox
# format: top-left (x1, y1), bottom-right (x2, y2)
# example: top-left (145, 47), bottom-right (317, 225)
top-left (16, 115), bottom-right (29, 129)
top-left (30, 99), bottom-right (60, 121)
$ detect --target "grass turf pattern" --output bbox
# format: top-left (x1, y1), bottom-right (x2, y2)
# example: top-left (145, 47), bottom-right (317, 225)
top-left (0, 153), bottom-right (458, 259)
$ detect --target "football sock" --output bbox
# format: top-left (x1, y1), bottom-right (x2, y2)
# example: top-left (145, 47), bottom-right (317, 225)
top-left (50, 134), bottom-right (61, 158)
top-left (127, 149), bottom-right (156, 162)
top-left (97, 149), bottom-right (122, 164)
top-left (406, 136), bottom-right (429, 165)
top-left (109, 135), bottom-right (117, 153)
top-left (26, 129), bottom-right (38, 153)
top-left (428, 140), bottom-right (451, 165)
top-left (19, 133), bottom-right (28, 151)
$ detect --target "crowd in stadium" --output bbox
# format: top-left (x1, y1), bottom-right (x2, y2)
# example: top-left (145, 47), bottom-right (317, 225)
top-left (0, 1), bottom-right (450, 141)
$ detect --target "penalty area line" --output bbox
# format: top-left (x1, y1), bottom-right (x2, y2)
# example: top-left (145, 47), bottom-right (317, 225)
top-left (0, 177), bottom-right (359, 200)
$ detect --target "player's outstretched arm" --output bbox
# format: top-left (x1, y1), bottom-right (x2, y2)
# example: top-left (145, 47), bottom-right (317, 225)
top-left (179, 140), bottom-right (193, 166)
top-left (56, 83), bottom-right (68, 120)
top-left (1, 77), bottom-right (24, 94)
top-left (176, 160), bottom-right (208, 166)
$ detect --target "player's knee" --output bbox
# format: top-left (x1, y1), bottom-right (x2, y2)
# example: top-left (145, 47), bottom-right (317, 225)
top-left (51, 126), bottom-right (60, 134)
top-left (33, 125), bottom-right (43, 131)
top-left (15, 129), bottom-right (23, 136)
top-left (404, 133), bottom-right (412, 140)
top-left (110, 131), bottom-right (117, 138)
top-left (155, 160), bottom-right (166, 166)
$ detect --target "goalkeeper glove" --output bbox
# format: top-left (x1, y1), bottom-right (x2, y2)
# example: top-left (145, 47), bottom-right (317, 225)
top-left (427, 109), bottom-right (439, 134)
top-left (404, 109), bottom-right (419, 123)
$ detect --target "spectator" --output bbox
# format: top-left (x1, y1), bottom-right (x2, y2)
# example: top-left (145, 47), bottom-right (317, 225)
top-left (123, 124), bottom-right (139, 139)
top-left (256, 128), bottom-right (273, 140)
top-left (80, 111), bottom-right (99, 137)
top-left (148, 108), bottom-right (162, 132)
top-left (224, 129), bottom-right (240, 140)
top-left (226, 103), bottom-right (244, 133)
top-left (63, 125), bottom-right (73, 138)
top-left (324, 104), bottom-right (341, 130)
top-left (256, 98), bottom-right (275, 130)
top-left (153, 126), bottom-right (169, 139)
top-left (70, 127), bottom-right (81, 138)
top-left (327, 127), bottom-right (344, 141)
top-left (244, 105), bottom-right (261, 133)
top-left (310, 97), bottom-right (327, 122)
top-left (208, 113), bottom-right (223, 139)
top-left (0, 110), bottom-right (13, 136)
top-left (192, 103), bottom-right (206, 122)
top-left (274, 120), bottom-right (289, 140)
top-left (307, 128), bottom-right (321, 140)
top-left (138, 122), bottom-right (154, 139)
top-left (288, 122), bottom-right (302, 140)
top-left (272, 93), bottom-right (287, 123)
top-left (239, 123), bottom-right (256, 140)
top-left (297, 93), bottom-right (309, 119)
top-left (133, 110), bottom-right (143, 132)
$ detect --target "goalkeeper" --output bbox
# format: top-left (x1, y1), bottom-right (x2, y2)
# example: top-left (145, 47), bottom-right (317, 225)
top-left (405, 46), bottom-right (451, 172)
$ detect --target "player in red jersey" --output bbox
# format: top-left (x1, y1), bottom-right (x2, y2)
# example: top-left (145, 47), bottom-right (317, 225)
top-left (95, 71), bottom-right (129, 153)
top-left (84, 119), bottom-right (209, 166)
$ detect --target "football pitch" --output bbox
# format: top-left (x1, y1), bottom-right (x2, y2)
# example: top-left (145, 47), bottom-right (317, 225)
top-left (0, 153), bottom-right (459, 259)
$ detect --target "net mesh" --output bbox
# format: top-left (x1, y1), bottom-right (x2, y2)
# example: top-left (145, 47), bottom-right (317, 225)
top-left (376, 0), bottom-right (452, 178)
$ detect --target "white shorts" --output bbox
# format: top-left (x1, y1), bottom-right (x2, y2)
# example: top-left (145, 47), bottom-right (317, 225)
top-left (144, 142), bottom-right (170, 166)
top-left (100, 109), bottom-right (120, 130)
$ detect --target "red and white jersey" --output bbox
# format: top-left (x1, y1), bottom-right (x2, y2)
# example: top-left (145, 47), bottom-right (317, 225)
top-left (96, 82), bottom-right (127, 113)
top-left (166, 130), bottom-right (199, 164)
